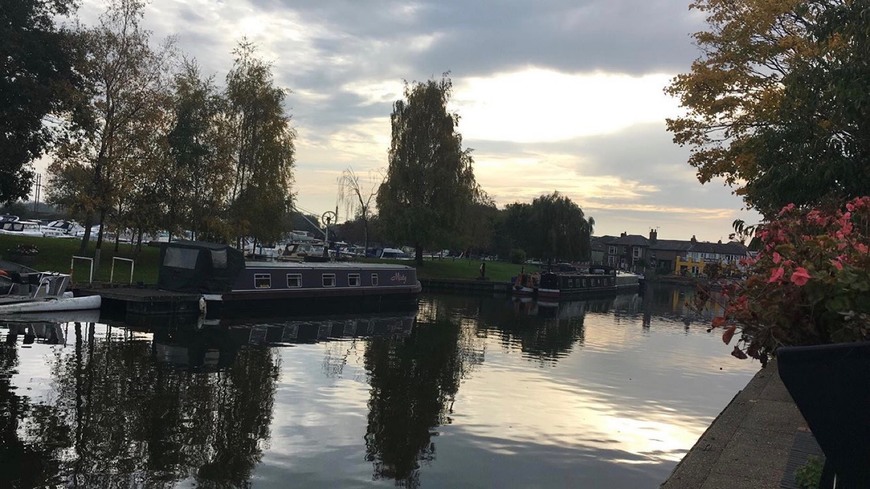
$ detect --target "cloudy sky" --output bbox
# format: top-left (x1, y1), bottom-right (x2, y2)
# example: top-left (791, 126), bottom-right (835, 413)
top-left (66, 0), bottom-right (762, 242)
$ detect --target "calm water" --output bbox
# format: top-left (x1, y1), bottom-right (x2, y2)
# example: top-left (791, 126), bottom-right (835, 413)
top-left (0, 285), bottom-right (759, 488)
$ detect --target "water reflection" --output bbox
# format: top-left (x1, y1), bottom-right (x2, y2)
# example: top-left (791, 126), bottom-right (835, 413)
top-left (1, 319), bottom-right (278, 487)
top-left (0, 286), bottom-right (754, 488)
top-left (364, 310), bottom-right (462, 487)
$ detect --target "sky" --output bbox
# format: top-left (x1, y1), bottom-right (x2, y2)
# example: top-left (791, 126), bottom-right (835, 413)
top-left (55, 0), bottom-right (763, 243)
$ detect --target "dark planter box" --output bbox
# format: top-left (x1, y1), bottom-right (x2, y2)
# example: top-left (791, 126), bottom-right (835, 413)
top-left (5, 253), bottom-right (37, 266)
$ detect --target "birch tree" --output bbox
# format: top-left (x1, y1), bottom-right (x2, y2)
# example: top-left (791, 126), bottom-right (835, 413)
top-left (224, 41), bottom-right (295, 247)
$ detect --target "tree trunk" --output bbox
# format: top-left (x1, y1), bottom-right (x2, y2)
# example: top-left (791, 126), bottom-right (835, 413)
top-left (79, 213), bottom-right (93, 254)
top-left (415, 243), bottom-right (423, 266)
top-left (363, 219), bottom-right (369, 256)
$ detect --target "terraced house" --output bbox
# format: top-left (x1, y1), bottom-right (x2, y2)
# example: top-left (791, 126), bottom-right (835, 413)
top-left (600, 230), bottom-right (749, 275)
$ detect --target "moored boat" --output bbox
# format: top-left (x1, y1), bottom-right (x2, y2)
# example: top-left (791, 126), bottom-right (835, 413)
top-left (157, 241), bottom-right (421, 318)
top-left (536, 270), bottom-right (618, 300)
top-left (0, 262), bottom-right (101, 314)
top-left (511, 270), bottom-right (539, 296)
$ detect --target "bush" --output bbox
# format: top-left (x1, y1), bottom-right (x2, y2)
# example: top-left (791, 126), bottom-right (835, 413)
top-left (696, 196), bottom-right (870, 365)
top-left (509, 248), bottom-right (526, 264)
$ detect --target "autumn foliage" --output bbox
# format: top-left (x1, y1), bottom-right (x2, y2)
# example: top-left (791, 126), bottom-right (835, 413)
top-left (667, 0), bottom-right (870, 216)
top-left (698, 197), bottom-right (870, 365)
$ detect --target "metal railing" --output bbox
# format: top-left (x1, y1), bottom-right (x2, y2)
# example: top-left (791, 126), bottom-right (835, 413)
top-left (70, 256), bottom-right (94, 284)
top-left (110, 257), bottom-right (135, 284)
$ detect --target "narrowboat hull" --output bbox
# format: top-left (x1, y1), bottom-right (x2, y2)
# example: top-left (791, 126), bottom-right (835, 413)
top-left (156, 242), bottom-right (421, 319)
top-left (534, 272), bottom-right (621, 300)
top-left (202, 284), bottom-right (420, 319)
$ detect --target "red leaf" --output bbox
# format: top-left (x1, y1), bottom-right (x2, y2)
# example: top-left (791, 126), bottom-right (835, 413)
top-left (731, 346), bottom-right (748, 359)
top-left (711, 316), bottom-right (727, 329)
top-left (722, 325), bottom-right (737, 345)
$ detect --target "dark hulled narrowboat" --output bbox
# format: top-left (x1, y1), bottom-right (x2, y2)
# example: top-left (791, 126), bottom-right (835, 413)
top-left (536, 270), bottom-right (618, 300)
top-left (157, 241), bottom-right (421, 318)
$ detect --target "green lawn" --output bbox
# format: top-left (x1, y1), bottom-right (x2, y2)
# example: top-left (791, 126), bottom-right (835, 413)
top-left (0, 234), bottom-right (161, 285)
top-left (0, 234), bottom-right (528, 285)
top-left (401, 257), bottom-right (526, 282)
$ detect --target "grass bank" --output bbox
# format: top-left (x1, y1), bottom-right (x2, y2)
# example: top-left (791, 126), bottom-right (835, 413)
top-left (0, 235), bottom-right (527, 286)
top-left (394, 258), bottom-right (524, 282)
top-left (0, 235), bottom-right (161, 284)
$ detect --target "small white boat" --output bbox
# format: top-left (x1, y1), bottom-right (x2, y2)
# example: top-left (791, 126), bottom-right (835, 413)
top-left (0, 294), bottom-right (101, 314)
top-left (0, 265), bottom-right (101, 314)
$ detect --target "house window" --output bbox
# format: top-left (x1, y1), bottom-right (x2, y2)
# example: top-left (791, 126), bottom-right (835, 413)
top-left (287, 273), bottom-right (302, 288)
top-left (608, 246), bottom-right (616, 255)
top-left (371, 273), bottom-right (379, 286)
top-left (322, 274), bottom-right (336, 287)
top-left (348, 273), bottom-right (360, 286)
top-left (633, 247), bottom-right (642, 258)
top-left (254, 273), bottom-right (271, 289)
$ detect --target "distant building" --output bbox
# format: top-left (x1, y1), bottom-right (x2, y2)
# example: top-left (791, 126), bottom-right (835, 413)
top-left (606, 232), bottom-right (650, 271)
top-left (590, 236), bottom-right (614, 264)
top-left (599, 229), bottom-right (749, 275)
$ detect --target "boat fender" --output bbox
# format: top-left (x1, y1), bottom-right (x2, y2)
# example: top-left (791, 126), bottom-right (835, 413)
top-left (198, 296), bottom-right (207, 317)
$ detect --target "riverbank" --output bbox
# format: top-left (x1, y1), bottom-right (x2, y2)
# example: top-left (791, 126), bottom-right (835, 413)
top-left (661, 360), bottom-right (822, 488)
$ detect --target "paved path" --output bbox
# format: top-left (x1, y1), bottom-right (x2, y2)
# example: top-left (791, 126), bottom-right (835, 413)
top-left (661, 360), bottom-right (811, 489)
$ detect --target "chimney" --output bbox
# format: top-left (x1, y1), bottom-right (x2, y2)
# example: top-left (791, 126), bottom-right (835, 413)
top-left (691, 235), bottom-right (697, 243)
top-left (649, 229), bottom-right (657, 243)
top-left (621, 231), bottom-right (627, 238)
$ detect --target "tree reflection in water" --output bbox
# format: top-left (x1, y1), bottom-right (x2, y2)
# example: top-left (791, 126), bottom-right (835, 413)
top-left (363, 301), bottom-right (471, 487)
top-left (1, 325), bottom-right (71, 488)
top-left (0, 320), bottom-right (278, 488)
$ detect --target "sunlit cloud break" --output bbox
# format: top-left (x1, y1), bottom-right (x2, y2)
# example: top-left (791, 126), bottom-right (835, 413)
top-left (453, 69), bottom-right (678, 143)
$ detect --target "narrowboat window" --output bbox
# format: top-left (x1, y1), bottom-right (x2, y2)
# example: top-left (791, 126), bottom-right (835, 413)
top-left (582, 279), bottom-right (587, 287)
top-left (348, 273), bottom-right (360, 286)
top-left (371, 273), bottom-right (379, 286)
top-left (211, 249), bottom-right (227, 269)
top-left (322, 274), bottom-right (336, 287)
top-left (287, 273), bottom-right (302, 288)
top-left (164, 247), bottom-right (199, 269)
top-left (254, 273), bottom-right (272, 289)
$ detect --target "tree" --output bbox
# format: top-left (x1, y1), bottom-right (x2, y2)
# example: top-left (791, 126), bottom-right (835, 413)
top-left (530, 192), bottom-right (592, 262)
top-left (224, 41), bottom-right (295, 247)
top-left (338, 167), bottom-right (381, 252)
top-left (47, 0), bottom-right (175, 259)
top-left (496, 193), bottom-right (593, 263)
top-left (168, 59), bottom-right (235, 242)
top-left (666, 0), bottom-right (870, 216)
top-left (1, 0), bottom-right (85, 204)
top-left (376, 75), bottom-right (478, 265)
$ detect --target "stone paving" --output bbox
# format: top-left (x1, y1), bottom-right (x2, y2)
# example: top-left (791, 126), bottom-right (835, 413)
top-left (661, 360), bottom-right (811, 489)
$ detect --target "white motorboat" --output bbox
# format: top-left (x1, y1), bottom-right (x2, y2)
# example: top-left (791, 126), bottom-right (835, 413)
top-left (0, 264), bottom-right (101, 314)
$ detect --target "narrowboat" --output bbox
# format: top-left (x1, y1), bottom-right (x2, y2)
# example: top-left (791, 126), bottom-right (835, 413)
top-left (536, 270), bottom-right (618, 300)
top-left (157, 241), bottom-right (421, 318)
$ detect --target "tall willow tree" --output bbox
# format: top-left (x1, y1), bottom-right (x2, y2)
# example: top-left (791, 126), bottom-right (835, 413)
top-left (225, 41), bottom-right (295, 247)
top-left (376, 75), bottom-right (478, 265)
top-left (499, 192), bottom-right (593, 262)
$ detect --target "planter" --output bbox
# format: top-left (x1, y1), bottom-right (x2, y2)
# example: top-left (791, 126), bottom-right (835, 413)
top-left (778, 342), bottom-right (870, 488)
top-left (5, 253), bottom-right (37, 267)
